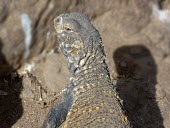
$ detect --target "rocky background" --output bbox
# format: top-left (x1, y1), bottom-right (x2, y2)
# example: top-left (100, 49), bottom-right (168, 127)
top-left (0, 0), bottom-right (170, 128)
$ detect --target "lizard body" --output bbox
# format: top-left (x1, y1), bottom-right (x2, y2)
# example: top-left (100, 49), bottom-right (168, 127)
top-left (42, 12), bottom-right (131, 128)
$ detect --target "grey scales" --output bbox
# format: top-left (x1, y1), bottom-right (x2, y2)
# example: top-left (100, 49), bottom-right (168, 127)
top-left (42, 12), bottom-right (131, 128)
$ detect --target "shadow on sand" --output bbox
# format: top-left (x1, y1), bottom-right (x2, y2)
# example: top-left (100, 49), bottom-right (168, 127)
top-left (113, 45), bottom-right (164, 128)
top-left (0, 38), bottom-right (23, 128)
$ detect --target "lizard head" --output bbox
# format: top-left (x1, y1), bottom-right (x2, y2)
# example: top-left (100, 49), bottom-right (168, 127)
top-left (54, 12), bottom-right (105, 73)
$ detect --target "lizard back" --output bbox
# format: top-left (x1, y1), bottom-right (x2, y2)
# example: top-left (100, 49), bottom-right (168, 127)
top-left (60, 63), bottom-right (130, 128)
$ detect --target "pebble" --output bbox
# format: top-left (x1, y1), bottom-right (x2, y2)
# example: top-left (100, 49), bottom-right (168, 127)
top-left (22, 89), bottom-right (34, 98)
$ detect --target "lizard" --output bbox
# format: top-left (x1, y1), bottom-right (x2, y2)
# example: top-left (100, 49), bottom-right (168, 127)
top-left (42, 12), bottom-right (131, 128)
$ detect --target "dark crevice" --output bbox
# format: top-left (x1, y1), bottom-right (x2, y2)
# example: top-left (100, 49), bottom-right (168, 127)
top-left (158, 0), bottom-right (166, 9)
top-left (31, 0), bottom-right (52, 49)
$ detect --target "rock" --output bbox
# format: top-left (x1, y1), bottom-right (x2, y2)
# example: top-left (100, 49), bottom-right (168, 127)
top-left (21, 76), bottom-right (35, 99)
top-left (22, 76), bottom-right (32, 88)
top-left (22, 89), bottom-right (34, 99)
top-left (141, 20), bottom-right (170, 56)
top-left (0, 0), bottom-right (56, 76)
top-left (0, 0), bottom-right (152, 75)
top-left (0, 38), bottom-right (13, 76)
top-left (92, 1), bottom-right (170, 127)
top-left (0, 0), bottom-right (8, 23)
top-left (159, 0), bottom-right (170, 10)
top-left (94, 0), bottom-right (152, 38)
top-left (34, 53), bottom-right (69, 93)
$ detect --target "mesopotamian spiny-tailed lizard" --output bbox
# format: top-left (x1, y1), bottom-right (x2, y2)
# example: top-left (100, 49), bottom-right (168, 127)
top-left (42, 12), bottom-right (131, 128)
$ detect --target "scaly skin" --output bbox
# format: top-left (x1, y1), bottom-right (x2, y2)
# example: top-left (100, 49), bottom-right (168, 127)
top-left (42, 12), bottom-right (131, 128)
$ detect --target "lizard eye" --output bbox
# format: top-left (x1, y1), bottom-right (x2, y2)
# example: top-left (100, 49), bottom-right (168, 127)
top-left (65, 27), bottom-right (72, 31)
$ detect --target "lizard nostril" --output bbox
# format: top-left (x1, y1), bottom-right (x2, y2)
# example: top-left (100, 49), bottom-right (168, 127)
top-left (54, 17), bottom-right (60, 25)
top-left (56, 18), bottom-right (60, 23)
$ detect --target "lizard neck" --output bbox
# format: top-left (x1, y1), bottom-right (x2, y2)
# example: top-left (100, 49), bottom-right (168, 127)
top-left (67, 36), bottom-right (111, 86)
top-left (67, 35), bottom-right (105, 73)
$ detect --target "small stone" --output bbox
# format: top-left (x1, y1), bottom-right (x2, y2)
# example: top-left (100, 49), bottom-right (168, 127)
top-left (22, 77), bottom-right (32, 87)
top-left (42, 53), bottom-right (69, 93)
top-left (22, 89), bottom-right (34, 98)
